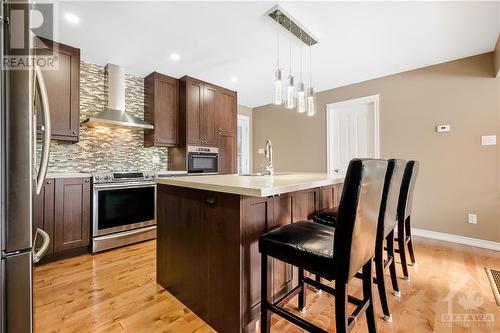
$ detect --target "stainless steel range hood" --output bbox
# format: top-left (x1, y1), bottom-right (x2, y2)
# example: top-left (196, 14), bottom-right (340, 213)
top-left (84, 64), bottom-right (153, 130)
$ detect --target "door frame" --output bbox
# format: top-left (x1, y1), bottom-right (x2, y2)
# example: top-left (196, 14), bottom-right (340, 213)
top-left (237, 114), bottom-right (250, 174)
top-left (326, 94), bottom-right (380, 175)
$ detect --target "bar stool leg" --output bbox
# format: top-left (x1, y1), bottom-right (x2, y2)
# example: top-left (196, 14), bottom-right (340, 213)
top-left (334, 280), bottom-right (349, 333)
top-left (375, 247), bottom-right (392, 322)
top-left (260, 254), bottom-right (271, 333)
top-left (405, 216), bottom-right (417, 266)
top-left (398, 218), bottom-right (410, 280)
top-left (363, 258), bottom-right (378, 333)
top-left (298, 269), bottom-right (306, 313)
top-left (315, 274), bottom-right (322, 294)
top-left (386, 231), bottom-right (400, 297)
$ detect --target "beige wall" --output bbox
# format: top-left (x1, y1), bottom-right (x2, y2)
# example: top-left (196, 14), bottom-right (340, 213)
top-left (237, 104), bottom-right (253, 172)
top-left (495, 34), bottom-right (500, 77)
top-left (253, 52), bottom-right (500, 242)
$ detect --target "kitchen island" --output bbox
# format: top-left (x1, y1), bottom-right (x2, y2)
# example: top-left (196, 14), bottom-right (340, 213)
top-left (155, 173), bottom-right (344, 333)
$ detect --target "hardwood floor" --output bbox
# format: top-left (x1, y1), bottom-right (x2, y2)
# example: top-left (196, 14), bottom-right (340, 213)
top-left (34, 237), bottom-right (500, 333)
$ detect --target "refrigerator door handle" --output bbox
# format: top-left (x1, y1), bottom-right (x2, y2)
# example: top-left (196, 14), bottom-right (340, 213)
top-left (34, 65), bottom-right (51, 195)
top-left (32, 228), bottom-right (50, 263)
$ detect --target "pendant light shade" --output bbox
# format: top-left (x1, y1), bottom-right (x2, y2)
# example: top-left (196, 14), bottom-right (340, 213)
top-left (297, 82), bottom-right (306, 113)
top-left (285, 74), bottom-right (295, 109)
top-left (273, 13), bottom-right (283, 106)
top-left (306, 87), bottom-right (316, 116)
top-left (274, 69), bottom-right (283, 105)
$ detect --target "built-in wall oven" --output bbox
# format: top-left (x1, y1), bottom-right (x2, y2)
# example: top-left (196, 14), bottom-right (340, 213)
top-left (92, 171), bottom-right (157, 253)
top-left (187, 146), bottom-right (219, 174)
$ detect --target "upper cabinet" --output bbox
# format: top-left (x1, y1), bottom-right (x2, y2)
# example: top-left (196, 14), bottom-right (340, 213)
top-left (216, 87), bottom-right (237, 134)
top-left (35, 37), bottom-right (80, 142)
top-left (144, 72), bottom-right (179, 147)
top-left (180, 76), bottom-right (237, 147)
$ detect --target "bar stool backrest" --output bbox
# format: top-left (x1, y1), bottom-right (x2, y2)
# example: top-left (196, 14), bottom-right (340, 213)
top-left (333, 158), bottom-right (388, 281)
top-left (397, 160), bottom-right (419, 222)
top-left (380, 159), bottom-right (406, 238)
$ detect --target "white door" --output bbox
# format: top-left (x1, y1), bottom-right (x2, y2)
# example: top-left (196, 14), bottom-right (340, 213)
top-left (237, 115), bottom-right (250, 174)
top-left (327, 95), bottom-right (380, 177)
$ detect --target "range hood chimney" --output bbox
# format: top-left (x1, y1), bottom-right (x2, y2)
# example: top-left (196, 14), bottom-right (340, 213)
top-left (84, 64), bottom-right (153, 129)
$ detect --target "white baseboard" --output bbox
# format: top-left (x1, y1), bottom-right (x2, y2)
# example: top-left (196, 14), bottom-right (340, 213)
top-left (408, 227), bottom-right (500, 252)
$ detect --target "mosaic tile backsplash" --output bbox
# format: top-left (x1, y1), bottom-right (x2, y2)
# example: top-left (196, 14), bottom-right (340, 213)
top-left (43, 62), bottom-right (168, 173)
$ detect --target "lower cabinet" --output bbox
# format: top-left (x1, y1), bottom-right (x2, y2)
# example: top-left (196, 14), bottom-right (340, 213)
top-left (33, 177), bottom-right (91, 260)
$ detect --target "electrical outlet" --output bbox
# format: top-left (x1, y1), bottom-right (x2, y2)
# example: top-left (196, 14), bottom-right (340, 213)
top-left (152, 154), bottom-right (160, 164)
top-left (258, 148), bottom-right (265, 155)
top-left (468, 213), bottom-right (477, 224)
top-left (481, 135), bottom-right (496, 146)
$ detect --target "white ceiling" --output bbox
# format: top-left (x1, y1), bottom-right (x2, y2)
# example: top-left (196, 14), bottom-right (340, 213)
top-left (53, 1), bottom-right (500, 107)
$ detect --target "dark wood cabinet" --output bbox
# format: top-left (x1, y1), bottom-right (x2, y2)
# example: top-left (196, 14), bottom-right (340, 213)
top-left (33, 179), bottom-right (55, 255)
top-left (218, 131), bottom-right (237, 174)
top-left (54, 178), bottom-right (91, 252)
top-left (181, 77), bottom-right (220, 146)
top-left (216, 87), bottom-right (237, 134)
top-left (33, 177), bottom-right (90, 260)
top-left (201, 83), bottom-right (218, 146)
top-left (35, 37), bottom-right (80, 142)
top-left (177, 76), bottom-right (238, 173)
top-left (144, 72), bottom-right (179, 147)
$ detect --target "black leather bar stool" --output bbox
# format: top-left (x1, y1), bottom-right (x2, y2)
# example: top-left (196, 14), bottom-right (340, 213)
top-left (312, 159), bottom-right (405, 322)
top-left (395, 160), bottom-right (419, 281)
top-left (259, 159), bottom-right (388, 333)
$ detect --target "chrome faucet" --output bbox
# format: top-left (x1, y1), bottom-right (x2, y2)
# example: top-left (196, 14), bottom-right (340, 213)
top-left (264, 140), bottom-right (274, 175)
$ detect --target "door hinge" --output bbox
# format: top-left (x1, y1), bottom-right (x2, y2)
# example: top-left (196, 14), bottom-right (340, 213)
top-left (0, 16), bottom-right (9, 24)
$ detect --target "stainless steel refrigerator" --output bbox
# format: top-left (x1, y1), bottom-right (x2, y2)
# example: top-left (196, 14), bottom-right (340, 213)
top-left (1, 1), bottom-right (51, 332)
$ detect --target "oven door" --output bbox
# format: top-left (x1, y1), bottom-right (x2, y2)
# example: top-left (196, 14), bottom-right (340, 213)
top-left (188, 153), bottom-right (218, 174)
top-left (93, 182), bottom-right (156, 237)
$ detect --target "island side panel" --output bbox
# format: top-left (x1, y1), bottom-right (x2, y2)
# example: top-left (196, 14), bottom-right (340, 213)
top-left (156, 184), bottom-right (241, 333)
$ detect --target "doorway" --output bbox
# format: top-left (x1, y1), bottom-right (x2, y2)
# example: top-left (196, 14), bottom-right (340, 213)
top-left (237, 115), bottom-right (250, 174)
top-left (326, 95), bottom-right (380, 177)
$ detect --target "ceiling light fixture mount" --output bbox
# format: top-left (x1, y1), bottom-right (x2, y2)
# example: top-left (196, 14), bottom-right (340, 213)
top-left (267, 5), bottom-right (318, 46)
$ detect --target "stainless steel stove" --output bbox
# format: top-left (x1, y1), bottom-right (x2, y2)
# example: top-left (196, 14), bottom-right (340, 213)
top-left (91, 171), bottom-right (157, 253)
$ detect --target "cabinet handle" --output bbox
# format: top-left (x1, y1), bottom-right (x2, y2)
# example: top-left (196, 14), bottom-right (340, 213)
top-left (72, 131), bottom-right (77, 135)
top-left (85, 179), bottom-right (90, 183)
top-left (156, 138), bottom-right (160, 142)
top-left (46, 180), bottom-right (51, 184)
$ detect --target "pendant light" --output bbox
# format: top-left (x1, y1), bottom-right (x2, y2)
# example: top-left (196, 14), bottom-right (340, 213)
top-left (285, 20), bottom-right (295, 109)
top-left (273, 13), bottom-right (283, 106)
top-left (296, 31), bottom-right (306, 113)
top-left (306, 37), bottom-right (316, 117)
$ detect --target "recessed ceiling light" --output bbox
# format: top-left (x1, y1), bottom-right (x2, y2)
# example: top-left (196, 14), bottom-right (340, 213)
top-left (230, 76), bottom-right (238, 83)
top-left (170, 53), bottom-right (180, 61)
top-left (64, 12), bottom-right (80, 24)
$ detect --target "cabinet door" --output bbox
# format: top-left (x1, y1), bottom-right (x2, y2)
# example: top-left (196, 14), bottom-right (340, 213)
top-left (186, 78), bottom-right (204, 145)
top-left (155, 75), bottom-right (179, 146)
top-left (36, 37), bottom-right (80, 142)
top-left (218, 131), bottom-right (236, 174)
top-left (216, 89), bottom-right (237, 133)
top-left (54, 178), bottom-right (90, 252)
top-left (33, 179), bottom-right (55, 255)
top-left (292, 188), bottom-right (320, 221)
top-left (201, 83), bottom-right (217, 146)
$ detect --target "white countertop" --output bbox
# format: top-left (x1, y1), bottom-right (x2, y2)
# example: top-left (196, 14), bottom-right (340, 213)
top-left (46, 172), bottom-right (92, 179)
top-left (155, 173), bottom-right (344, 197)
